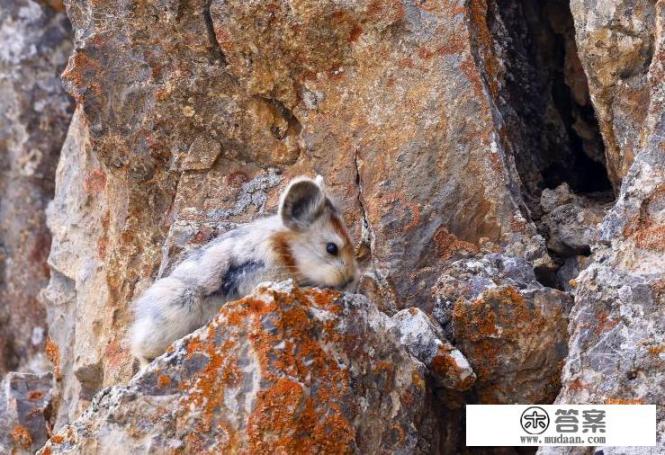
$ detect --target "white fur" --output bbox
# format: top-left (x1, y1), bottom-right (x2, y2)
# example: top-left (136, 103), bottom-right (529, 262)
top-left (129, 177), bottom-right (358, 363)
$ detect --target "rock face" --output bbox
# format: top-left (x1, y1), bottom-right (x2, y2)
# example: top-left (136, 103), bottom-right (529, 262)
top-left (570, 0), bottom-right (656, 188)
top-left (39, 284), bottom-right (454, 454)
top-left (44, 0), bottom-right (558, 433)
top-left (0, 372), bottom-right (53, 454)
top-left (539, 183), bottom-right (612, 258)
top-left (539, 1), bottom-right (665, 453)
top-left (1, 0), bottom-right (663, 453)
top-left (0, 0), bottom-right (72, 375)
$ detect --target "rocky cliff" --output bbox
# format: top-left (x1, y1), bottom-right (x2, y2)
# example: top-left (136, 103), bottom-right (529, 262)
top-left (0, 0), bottom-right (663, 453)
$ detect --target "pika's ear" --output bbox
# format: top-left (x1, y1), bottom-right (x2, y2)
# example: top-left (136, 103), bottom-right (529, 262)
top-left (279, 177), bottom-right (326, 231)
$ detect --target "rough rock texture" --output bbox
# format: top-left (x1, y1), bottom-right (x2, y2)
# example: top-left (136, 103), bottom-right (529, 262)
top-left (44, 0), bottom-right (558, 432)
top-left (39, 284), bottom-right (447, 454)
top-left (0, 0), bottom-right (660, 452)
top-left (393, 307), bottom-right (476, 392)
top-left (539, 1), bottom-right (665, 454)
top-left (539, 183), bottom-right (613, 257)
top-left (483, 0), bottom-right (611, 199)
top-left (0, 0), bottom-right (72, 374)
top-left (0, 372), bottom-right (53, 454)
top-left (571, 0), bottom-right (656, 188)
top-left (432, 254), bottom-right (572, 404)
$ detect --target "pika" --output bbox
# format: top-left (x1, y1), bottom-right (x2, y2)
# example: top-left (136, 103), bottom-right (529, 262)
top-left (129, 175), bottom-right (358, 363)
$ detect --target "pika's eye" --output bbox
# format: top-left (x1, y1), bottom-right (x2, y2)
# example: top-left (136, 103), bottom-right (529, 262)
top-left (326, 242), bottom-right (339, 256)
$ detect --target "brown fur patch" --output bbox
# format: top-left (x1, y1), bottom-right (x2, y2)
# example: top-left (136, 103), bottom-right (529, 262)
top-left (330, 214), bottom-right (352, 245)
top-left (330, 214), bottom-right (355, 261)
top-left (271, 232), bottom-right (298, 276)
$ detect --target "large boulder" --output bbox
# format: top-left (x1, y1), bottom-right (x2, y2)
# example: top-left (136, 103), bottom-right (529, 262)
top-left (38, 283), bottom-right (472, 454)
top-left (433, 254), bottom-right (572, 404)
top-left (570, 0), bottom-right (656, 187)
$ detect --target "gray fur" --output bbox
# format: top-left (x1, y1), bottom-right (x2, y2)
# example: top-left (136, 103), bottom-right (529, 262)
top-left (129, 176), bottom-right (358, 364)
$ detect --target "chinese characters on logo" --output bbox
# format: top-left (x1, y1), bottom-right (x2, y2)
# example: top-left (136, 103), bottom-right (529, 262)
top-left (555, 409), bottom-right (606, 433)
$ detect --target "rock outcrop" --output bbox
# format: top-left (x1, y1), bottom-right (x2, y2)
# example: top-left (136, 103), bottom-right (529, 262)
top-left (571, 0), bottom-right (656, 188)
top-left (39, 283), bottom-right (470, 454)
top-left (539, 1), bottom-right (665, 453)
top-left (433, 254), bottom-right (572, 404)
top-left (0, 0), bottom-right (73, 375)
top-left (0, 0), bottom-right (664, 453)
top-left (44, 0), bottom-right (555, 434)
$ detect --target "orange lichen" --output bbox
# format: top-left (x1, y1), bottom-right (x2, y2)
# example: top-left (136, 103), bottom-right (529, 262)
top-left (605, 398), bottom-right (645, 404)
top-left (380, 193), bottom-right (421, 232)
top-left (432, 226), bottom-right (479, 260)
top-left (158, 375), bottom-right (172, 387)
top-left (172, 287), bottom-right (361, 452)
top-left (45, 337), bottom-right (61, 379)
top-left (453, 286), bottom-right (560, 382)
top-left (411, 370), bottom-right (425, 390)
top-left (593, 310), bottom-right (619, 337)
top-left (51, 434), bottom-right (64, 444)
top-left (61, 51), bottom-right (103, 102)
top-left (437, 33), bottom-right (466, 56)
top-left (11, 425), bottom-right (32, 449)
top-left (623, 185), bottom-right (665, 247)
top-left (41, 0), bottom-right (65, 12)
top-left (634, 225), bottom-right (665, 252)
top-left (430, 347), bottom-right (475, 391)
top-left (398, 57), bottom-right (415, 69)
top-left (467, 0), bottom-right (501, 98)
top-left (27, 390), bottom-right (44, 401)
top-left (104, 339), bottom-right (126, 370)
top-left (418, 47), bottom-right (435, 60)
top-left (185, 338), bottom-right (205, 357)
top-left (567, 377), bottom-right (587, 394)
top-left (648, 345), bottom-right (665, 356)
top-left (348, 24), bottom-right (363, 43)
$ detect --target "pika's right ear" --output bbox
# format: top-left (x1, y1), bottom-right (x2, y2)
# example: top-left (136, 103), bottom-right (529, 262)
top-left (279, 177), bottom-right (325, 231)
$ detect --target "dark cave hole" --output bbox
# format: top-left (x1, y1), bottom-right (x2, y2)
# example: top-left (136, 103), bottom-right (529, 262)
top-left (543, 64), bottom-right (612, 194)
top-left (488, 0), bottom-right (614, 199)
top-left (484, 0), bottom-right (616, 292)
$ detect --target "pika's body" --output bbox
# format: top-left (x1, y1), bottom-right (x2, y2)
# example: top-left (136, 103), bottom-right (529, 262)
top-left (130, 176), bottom-right (357, 362)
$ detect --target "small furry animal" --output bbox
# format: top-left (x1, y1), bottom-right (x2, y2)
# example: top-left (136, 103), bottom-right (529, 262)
top-left (129, 175), bottom-right (358, 363)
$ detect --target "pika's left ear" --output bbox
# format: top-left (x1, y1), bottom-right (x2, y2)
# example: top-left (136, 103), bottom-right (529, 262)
top-left (279, 176), bottom-right (326, 231)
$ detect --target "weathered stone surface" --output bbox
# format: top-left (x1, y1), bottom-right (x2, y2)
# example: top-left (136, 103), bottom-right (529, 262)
top-left (10, 0), bottom-right (662, 452)
top-left (39, 284), bottom-right (442, 454)
top-left (45, 0), bottom-right (556, 430)
top-left (210, 0), bottom-right (549, 311)
top-left (0, 0), bottom-right (72, 374)
top-left (540, 2), bottom-right (665, 453)
top-left (393, 307), bottom-right (476, 392)
top-left (432, 254), bottom-right (572, 404)
top-left (0, 372), bottom-right (53, 454)
top-left (570, 0), bottom-right (656, 188)
top-left (539, 183), bottom-right (612, 257)
top-left (44, 108), bottom-right (111, 427)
